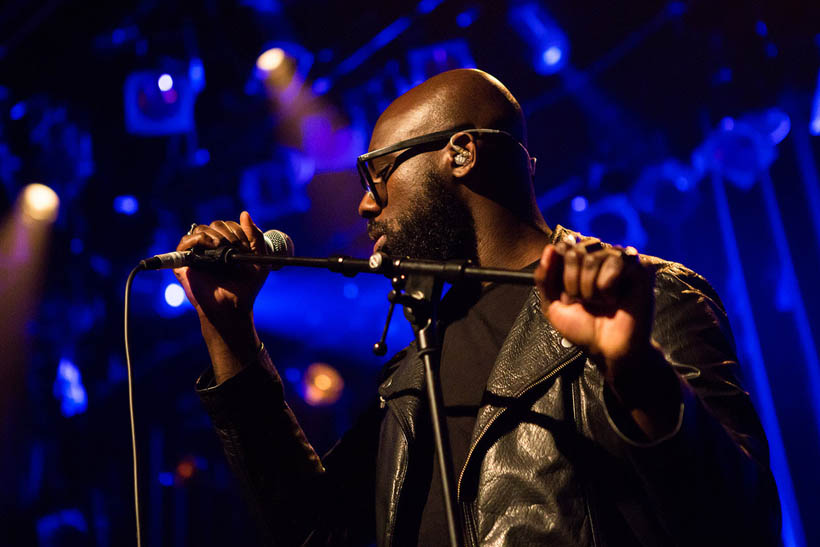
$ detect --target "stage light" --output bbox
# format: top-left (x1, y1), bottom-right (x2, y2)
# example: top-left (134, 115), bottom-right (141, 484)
top-left (509, 3), bottom-right (568, 75)
top-left (125, 69), bottom-right (198, 135)
top-left (456, 8), bottom-right (478, 28)
top-left (542, 46), bottom-right (562, 67)
top-left (312, 77), bottom-right (331, 95)
top-left (70, 238), bottom-right (84, 254)
top-left (188, 58), bottom-right (205, 92)
top-left (10, 101), bottom-right (25, 120)
top-left (810, 68), bottom-right (820, 136)
top-left (158, 472), bottom-right (173, 486)
top-left (164, 283), bottom-right (185, 307)
top-left (694, 109), bottom-right (788, 189)
top-left (157, 73), bottom-right (173, 91)
top-left (53, 359), bottom-right (87, 417)
top-left (113, 195), bottom-right (138, 215)
top-left (303, 363), bottom-right (344, 406)
top-left (256, 47), bottom-right (285, 73)
top-left (630, 159), bottom-right (701, 223)
top-left (192, 148), bottom-right (210, 166)
top-left (416, 0), bottom-right (443, 14)
top-left (571, 196), bottom-right (587, 212)
top-left (571, 194), bottom-right (647, 249)
top-left (21, 183), bottom-right (59, 223)
top-left (176, 457), bottom-right (195, 480)
top-left (284, 367), bottom-right (301, 384)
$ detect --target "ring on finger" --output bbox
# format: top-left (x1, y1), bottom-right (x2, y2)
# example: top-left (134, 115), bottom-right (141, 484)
top-left (186, 223), bottom-right (199, 236)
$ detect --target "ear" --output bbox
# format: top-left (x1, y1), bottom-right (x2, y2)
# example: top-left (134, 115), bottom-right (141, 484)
top-left (447, 132), bottom-right (477, 178)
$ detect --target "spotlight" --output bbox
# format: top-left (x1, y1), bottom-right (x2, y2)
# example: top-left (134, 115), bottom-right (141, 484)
top-left (113, 195), bottom-right (139, 215)
top-left (571, 196), bottom-right (587, 212)
top-left (164, 283), bottom-right (185, 307)
top-left (542, 46), bottom-right (562, 67)
top-left (810, 68), bottom-right (820, 136)
top-left (53, 358), bottom-right (87, 417)
top-left (124, 68), bottom-right (198, 135)
top-left (302, 363), bottom-right (344, 406)
top-left (21, 183), bottom-right (59, 223)
top-left (157, 73), bottom-right (174, 91)
top-left (509, 3), bottom-right (568, 75)
top-left (10, 101), bottom-right (25, 120)
top-left (256, 47), bottom-right (285, 74)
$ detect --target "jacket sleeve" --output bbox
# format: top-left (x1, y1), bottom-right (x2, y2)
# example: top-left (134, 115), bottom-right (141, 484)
top-left (600, 263), bottom-right (782, 545)
top-left (196, 347), bottom-right (382, 546)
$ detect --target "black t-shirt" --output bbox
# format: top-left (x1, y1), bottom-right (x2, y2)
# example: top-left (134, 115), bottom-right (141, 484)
top-left (415, 279), bottom-right (533, 546)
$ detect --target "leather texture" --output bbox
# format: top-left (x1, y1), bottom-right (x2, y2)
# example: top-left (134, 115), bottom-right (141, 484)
top-left (197, 226), bottom-right (781, 546)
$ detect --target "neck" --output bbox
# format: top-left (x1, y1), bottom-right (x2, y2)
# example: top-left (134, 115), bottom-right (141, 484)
top-left (470, 197), bottom-right (552, 270)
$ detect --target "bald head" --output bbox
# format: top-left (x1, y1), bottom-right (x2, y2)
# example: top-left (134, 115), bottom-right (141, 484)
top-left (360, 69), bottom-right (550, 267)
top-left (370, 69), bottom-right (527, 149)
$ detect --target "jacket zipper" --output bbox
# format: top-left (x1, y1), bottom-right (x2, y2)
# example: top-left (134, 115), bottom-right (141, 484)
top-left (572, 377), bottom-right (600, 547)
top-left (456, 348), bottom-right (583, 501)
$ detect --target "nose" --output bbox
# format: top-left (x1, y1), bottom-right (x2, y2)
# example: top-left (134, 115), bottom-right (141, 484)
top-left (358, 191), bottom-right (381, 219)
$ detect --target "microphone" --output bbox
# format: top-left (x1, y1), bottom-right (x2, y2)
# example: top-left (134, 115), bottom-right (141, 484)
top-left (140, 229), bottom-right (294, 270)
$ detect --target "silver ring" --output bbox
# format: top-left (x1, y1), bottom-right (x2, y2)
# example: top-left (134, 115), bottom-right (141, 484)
top-left (186, 223), bottom-right (198, 236)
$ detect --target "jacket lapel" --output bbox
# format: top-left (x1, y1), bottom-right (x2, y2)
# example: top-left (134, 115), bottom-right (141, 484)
top-left (474, 287), bottom-right (583, 436)
top-left (378, 344), bottom-right (426, 443)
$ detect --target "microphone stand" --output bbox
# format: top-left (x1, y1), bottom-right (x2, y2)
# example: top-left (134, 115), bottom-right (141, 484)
top-left (172, 250), bottom-right (536, 547)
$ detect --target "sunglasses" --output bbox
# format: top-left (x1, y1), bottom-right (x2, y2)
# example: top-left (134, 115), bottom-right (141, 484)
top-left (357, 128), bottom-right (536, 207)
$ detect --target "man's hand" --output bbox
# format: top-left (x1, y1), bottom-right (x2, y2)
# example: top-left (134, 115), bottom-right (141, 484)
top-left (534, 238), bottom-right (681, 440)
top-left (173, 211), bottom-right (270, 383)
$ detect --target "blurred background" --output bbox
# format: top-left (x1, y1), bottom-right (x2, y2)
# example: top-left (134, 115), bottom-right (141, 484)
top-left (1, 0), bottom-right (819, 545)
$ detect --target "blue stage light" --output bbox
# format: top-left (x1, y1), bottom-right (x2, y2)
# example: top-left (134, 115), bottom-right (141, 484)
top-left (284, 367), bottom-right (301, 384)
top-left (542, 46), bottom-right (562, 67)
top-left (571, 196), bottom-right (587, 212)
top-left (456, 8), bottom-right (478, 28)
top-left (113, 195), bottom-right (138, 215)
top-left (70, 238), bottom-right (84, 254)
top-left (509, 3), bottom-right (569, 75)
top-left (193, 148), bottom-right (210, 166)
top-left (164, 283), bottom-right (185, 307)
top-left (125, 69), bottom-right (198, 135)
top-left (810, 69), bottom-right (820, 136)
top-left (417, 0), bottom-right (443, 14)
top-left (53, 359), bottom-right (88, 417)
top-left (188, 58), bottom-right (205, 92)
top-left (755, 21), bottom-right (768, 37)
top-left (158, 472), bottom-right (174, 486)
top-left (10, 101), bottom-right (25, 120)
top-left (312, 77), bottom-right (331, 95)
top-left (157, 74), bottom-right (173, 91)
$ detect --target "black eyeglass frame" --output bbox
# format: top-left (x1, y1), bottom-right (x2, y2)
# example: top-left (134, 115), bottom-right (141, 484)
top-left (357, 128), bottom-right (536, 207)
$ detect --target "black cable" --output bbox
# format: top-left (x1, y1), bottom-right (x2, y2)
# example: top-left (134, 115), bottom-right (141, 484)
top-left (124, 264), bottom-right (145, 547)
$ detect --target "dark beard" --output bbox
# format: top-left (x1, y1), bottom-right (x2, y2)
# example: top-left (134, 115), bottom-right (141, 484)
top-left (367, 171), bottom-right (478, 261)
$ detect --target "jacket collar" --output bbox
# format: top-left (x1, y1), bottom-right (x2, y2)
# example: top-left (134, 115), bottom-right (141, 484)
top-left (376, 225), bottom-right (583, 433)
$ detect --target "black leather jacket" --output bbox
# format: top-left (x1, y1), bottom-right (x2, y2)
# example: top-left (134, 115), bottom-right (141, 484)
top-left (197, 227), bottom-right (781, 546)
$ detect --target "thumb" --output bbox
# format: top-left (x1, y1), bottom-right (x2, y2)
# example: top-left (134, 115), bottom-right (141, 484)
top-left (240, 211), bottom-right (266, 254)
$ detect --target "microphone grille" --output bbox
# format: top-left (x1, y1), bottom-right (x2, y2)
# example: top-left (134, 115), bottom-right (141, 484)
top-left (263, 229), bottom-right (295, 257)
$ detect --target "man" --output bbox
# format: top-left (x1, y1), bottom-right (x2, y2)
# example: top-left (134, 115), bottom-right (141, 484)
top-left (175, 69), bottom-right (780, 545)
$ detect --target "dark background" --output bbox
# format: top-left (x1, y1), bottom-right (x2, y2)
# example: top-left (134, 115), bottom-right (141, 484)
top-left (1, 0), bottom-right (819, 545)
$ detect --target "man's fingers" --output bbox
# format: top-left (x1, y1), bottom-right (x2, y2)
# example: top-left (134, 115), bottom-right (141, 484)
top-left (535, 245), bottom-right (564, 302)
top-left (176, 229), bottom-right (222, 252)
top-left (580, 252), bottom-right (605, 300)
top-left (210, 220), bottom-right (247, 249)
top-left (596, 253), bottom-right (624, 295)
top-left (240, 211), bottom-right (268, 255)
top-left (562, 247), bottom-right (581, 299)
